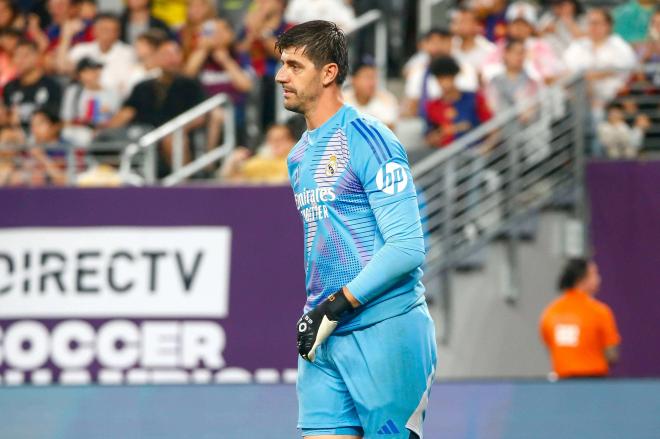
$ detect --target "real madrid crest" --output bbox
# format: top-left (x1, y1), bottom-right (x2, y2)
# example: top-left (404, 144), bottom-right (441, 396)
top-left (325, 154), bottom-right (338, 177)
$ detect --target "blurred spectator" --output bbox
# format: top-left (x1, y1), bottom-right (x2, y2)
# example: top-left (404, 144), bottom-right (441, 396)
top-left (106, 39), bottom-right (206, 170)
top-left (61, 57), bottom-right (121, 145)
top-left (538, 0), bottom-right (586, 55)
top-left (485, 39), bottom-right (543, 114)
top-left (79, 0), bottom-right (96, 21)
top-left (184, 17), bottom-right (252, 148)
top-left (151, 0), bottom-right (188, 28)
top-left (0, 0), bottom-right (26, 29)
top-left (237, 0), bottom-right (290, 131)
top-left (180, 0), bottom-right (217, 62)
top-left (597, 102), bottom-right (649, 159)
top-left (637, 8), bottom-right (660, 63)
top-left (123, 28), bottom-right (166, 95)
top-left (119, 0), bottom-right (171, 45)
top-left (485, 39), bottom-right (550, 165)
top-left (60, 13), bottom-right (137, 96)
top-left (219, 122), bottom-right (294, 184)
top-left (402, 30), bottom-right (436, 80)
top-left (540, 258), bottom-right (621, 379)
top-left (612, 0), bottom-right (652, 45)
top-left (424, 56), bottom-right (492, 148)
top-left (45, 0), bottom-right (94, 51)
top-left (3, 39), bottom-right (62, 133)
top-left (284, 0), bottom-right (356, 32)
top-left (0, 108), bottom-right (68, 187)
top-left (0, 27), bottom-right (20, 94)
top-left (451, 7), bottom-right (496, 71)
top-left (564, 8), bottom-right (637, 114)
top-left (482, 2), bottom-right (565, 84)
top-left (218, 0), bottom-right (252, 28)
top-left (344, 60), bottom-right (398, 130)
top-left (473, 0), bottom-right (509, 42)
top-left (403, 28), bottom-right (479, 118)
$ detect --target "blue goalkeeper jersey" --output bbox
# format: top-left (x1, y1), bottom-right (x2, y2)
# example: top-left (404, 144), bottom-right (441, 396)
top-left (287, 104), bottom-right (426, 333)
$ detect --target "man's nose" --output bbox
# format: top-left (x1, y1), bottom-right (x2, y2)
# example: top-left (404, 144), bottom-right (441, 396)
top-left (275, 66), bottom-right (287, 84)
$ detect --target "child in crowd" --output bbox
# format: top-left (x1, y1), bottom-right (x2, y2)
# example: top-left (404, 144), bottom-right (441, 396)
top-left (61, 57), bottom-right (121, 145)
top-left (597, 102), bottom-right (650, 159)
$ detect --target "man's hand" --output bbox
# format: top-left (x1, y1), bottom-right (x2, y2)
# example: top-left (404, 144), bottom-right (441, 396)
top-left (296, 289), bottom-right (354, 362)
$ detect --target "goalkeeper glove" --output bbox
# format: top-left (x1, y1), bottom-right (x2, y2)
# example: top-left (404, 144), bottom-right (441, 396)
top-left (296, 289), bottom-right (353, 362)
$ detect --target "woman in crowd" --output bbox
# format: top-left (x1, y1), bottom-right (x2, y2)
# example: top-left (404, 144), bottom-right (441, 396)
top-left (184, 17), bottom-right (253, 148)
top-left (179, 0), bottom-right (217, 61)
top-left (119, 0), bottom-right (171, 45)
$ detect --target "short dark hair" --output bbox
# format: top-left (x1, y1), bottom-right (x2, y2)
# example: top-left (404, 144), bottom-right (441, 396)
top-left (136, 28), bottom-right (169, 48)
top-left (505, 38), bottom-right (525, 51)
top-left (15, 38), bottom-right (39, 52)
top-left (275, 20), bottom-right (349, 85)
top-left (268, 122), bottom-right (296, 141)
top-left (33, 107), bottom-right (62, 125)
top-left (425, 27), bottom-right (452, 39)
top-left (94, 12), bottom-right (120, 24)
top-left (455, 6), bottom-right (478, 20)
top-left (589, 7), bottom-right (613, 27)
top-left (352, 56), bottom-right (376, 76)
top-left (558, 258), bottom-right (590, 291)
top-left (605, 101), bottom-right (623, 113)
top-left (429, 55), bottom-right (460, 77)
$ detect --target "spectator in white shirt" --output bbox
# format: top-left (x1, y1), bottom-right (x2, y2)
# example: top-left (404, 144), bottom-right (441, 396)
top-left (58, 13), bottom-right (137, 97)
top-left (451, 7), bottom-right (496, 71)
top-left (284, 0), bottom-right (356, 32)
top-left (482, 2), bottom-right (565, 84)
top-left (403, 28), bottom-right (479, 117)
top-left (344, 61), bottom-right (399, 130)
top-left (564, 8), bottom-right (637, 114)
top-left (538, 0), bottom-right (586, 55)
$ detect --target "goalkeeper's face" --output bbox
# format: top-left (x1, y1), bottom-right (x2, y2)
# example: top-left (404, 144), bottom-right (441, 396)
top-left (275, 47), bottom-right (326, 115)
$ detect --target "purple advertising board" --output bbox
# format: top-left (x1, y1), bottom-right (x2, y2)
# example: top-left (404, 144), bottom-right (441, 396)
top-left (586, 161), bottom-right (660, 377)
top-left (0, 186), bottom-right (305, 385)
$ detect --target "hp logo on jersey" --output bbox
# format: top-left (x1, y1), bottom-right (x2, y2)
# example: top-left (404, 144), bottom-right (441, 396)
top-left (376, 162), bottom-right (408, 195)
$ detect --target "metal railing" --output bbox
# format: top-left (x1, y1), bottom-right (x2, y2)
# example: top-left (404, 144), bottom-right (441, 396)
top-left (275, 9), bottom-right (388, 124)
top-left (119, 93), bottom-right (235, 186)
top-left (412, 75), bottom-right (589, 343)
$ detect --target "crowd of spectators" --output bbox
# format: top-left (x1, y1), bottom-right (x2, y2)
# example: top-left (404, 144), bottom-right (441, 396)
top-left (0, 0), bottom-right (658, 187)
top-left (404, 1), bottom-right (658, 160)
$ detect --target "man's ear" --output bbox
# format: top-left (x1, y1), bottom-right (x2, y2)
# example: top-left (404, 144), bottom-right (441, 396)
top-left (322, 63), bottom-right (339, 87)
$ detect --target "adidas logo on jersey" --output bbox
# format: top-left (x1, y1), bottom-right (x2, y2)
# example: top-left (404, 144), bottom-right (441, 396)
top-left (377, 419), bottom-right (400, 435)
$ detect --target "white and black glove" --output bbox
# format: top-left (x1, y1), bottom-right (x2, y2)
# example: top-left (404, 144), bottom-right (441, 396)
top-left (296, 289), bottom-right (353, 362)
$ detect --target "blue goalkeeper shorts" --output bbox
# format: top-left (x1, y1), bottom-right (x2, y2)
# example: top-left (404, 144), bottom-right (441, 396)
top-left (297, 303), bottom-right (437, 438)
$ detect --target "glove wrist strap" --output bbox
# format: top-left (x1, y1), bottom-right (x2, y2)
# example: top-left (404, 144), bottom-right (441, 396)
top-left (325, 289), bottom-right (353, 321)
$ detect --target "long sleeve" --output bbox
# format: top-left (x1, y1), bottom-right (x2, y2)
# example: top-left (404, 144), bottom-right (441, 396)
top-left (345, 117), bottom-right (425, 305)
top-left (347, 195), bottom-right (425, 304)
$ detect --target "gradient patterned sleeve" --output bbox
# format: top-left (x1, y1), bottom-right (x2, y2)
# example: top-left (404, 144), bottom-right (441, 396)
top-left (345, 118), bottom-right (426, 304)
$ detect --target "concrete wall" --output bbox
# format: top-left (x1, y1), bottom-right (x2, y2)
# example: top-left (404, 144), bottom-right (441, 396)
top-left (429, 211), bottom-right (573, 379)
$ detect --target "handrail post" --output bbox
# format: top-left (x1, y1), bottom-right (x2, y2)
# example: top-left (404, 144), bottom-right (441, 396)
top-left (572, 76), bottom-right (589, 256)
top-left (500, 120), bottom-right (521, 304)
top-left (374, 13), bottom-right (387, 86)
top-left (438, 158), bottom-right (456, 345)
top-left (66, 145), bottom-right (76, 186)
top-left (144, 143), bottom-right (156, 184)
top-left (223, 103), bottom-right (236, 148)
top-left (172, 128), bottom-right (185, 173)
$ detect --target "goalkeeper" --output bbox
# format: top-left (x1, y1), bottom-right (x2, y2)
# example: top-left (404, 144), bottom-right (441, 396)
top-left (275, 21), bottom-right (437, 439)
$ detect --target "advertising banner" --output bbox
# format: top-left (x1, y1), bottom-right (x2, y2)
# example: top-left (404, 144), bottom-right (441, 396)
top-left (0, 187), bottom-right (305, 385)
top-left (587, 161), bottom-right (660, 377)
